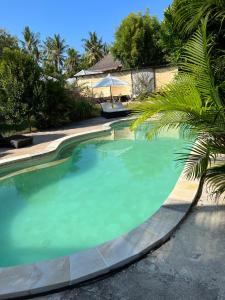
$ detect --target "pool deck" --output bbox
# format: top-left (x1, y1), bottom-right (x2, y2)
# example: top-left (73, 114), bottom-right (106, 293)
top-left (0, 117), bottom-right (218, 299)
top-left (0, 117), bottom-right (113, 162)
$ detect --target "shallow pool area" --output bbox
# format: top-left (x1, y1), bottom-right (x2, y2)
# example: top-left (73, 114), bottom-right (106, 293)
top-left (0, 121), bottom-right (186, 267)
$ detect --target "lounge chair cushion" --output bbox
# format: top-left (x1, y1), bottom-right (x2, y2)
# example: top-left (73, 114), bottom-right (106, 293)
top-left (0, 135), bottom-right (33, 148)
top-left (100, 102), bottom-right (130, 119)
top-left (100, 102), bottom-right (127, 113)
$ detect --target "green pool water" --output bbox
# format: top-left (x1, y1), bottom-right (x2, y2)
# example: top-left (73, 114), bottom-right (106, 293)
top-left (0, 121), bottom-right (185, 267)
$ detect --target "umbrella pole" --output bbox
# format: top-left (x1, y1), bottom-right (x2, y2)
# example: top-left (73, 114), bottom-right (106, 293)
top-left (110, 85), bottom-right (113, 103)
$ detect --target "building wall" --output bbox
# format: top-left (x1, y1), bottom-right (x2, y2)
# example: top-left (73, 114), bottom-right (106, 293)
top-left (77, 70), bottom-right (132, 98)
top-left (76, 66), bottom-right (178, 98)
top-left (155, 66), bottom-right (178, 90)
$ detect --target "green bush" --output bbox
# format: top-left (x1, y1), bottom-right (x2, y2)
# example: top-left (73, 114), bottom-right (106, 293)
top-left (35, 79), bottom-right (71, 129)
top-left (0, 48), bottom-right (41, 131)
top-left (68, 98), bottom-right (97, 122)
top-left (35, 80), bottom-right (98, 129)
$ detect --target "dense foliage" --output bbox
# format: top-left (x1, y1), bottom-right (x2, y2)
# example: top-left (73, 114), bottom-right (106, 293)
top-left (0, 48), bottom-right (41, 130)
top-left (0, 28), bottom-right (18, 57)
top-left (112, 11), bottom-right (164, 68)
top-left (159, 0), bottom-right (225, 66)
top-left (158, 6), bottom-right (185, 64)
top-left (0, 48), bottom-right (97, 132)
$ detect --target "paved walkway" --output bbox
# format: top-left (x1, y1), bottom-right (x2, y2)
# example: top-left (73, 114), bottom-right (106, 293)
top-left (33, 190), bottom-right (225, 300)
top-left (0, 117), bottom-right (112, 161)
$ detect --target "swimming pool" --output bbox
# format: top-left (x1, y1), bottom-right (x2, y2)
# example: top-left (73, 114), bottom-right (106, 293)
top-left (0, 121), bottom-right (185, 267)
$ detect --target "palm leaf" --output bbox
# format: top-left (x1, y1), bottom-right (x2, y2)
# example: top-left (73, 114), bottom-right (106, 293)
top-left (174, 0), bottom-right (225, 34)
top-left (180, 19), bottom-right (222, 108)
top-left (205, 164), bottom-right (225, 200)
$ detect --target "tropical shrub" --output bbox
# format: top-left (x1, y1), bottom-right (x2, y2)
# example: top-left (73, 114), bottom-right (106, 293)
top-left (0, 48), bottom-right (41, 131)
top-left (35, 80), bottom-right (97, 129)
top-left (68, 98), bottom-right (97, 121)
top-left (35, 79), bottom-right (71, 129)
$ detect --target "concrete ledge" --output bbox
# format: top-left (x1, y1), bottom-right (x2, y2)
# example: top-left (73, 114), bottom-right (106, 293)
top-left (0, 118), bottom-right (200, 299)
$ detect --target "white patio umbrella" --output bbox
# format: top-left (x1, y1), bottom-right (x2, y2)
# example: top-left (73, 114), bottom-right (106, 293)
top-left (92, 74), bottom-right (128, 101)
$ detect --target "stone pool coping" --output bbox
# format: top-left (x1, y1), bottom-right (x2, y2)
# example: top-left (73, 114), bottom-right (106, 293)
top-left (0, 118), bottom-right (200, 299)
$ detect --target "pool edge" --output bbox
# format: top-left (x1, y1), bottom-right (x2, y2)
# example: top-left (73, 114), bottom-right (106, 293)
top-left (0, 118), bottom-right (200, 299)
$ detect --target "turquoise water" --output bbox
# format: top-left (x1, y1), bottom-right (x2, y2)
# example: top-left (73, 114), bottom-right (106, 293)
top-left (0, 122), bottom-right (185, 267)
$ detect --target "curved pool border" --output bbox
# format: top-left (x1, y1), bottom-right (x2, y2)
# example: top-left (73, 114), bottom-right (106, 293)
top-left (0, 118), bottom-right (200, 299)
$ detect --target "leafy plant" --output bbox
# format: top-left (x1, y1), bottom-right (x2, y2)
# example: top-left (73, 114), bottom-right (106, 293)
top-left (0, 48), bottom-right (41, 132)
top-left (68, 98), bottom-right (97, 121)
top-left (35, 79), bottom-right (70, 129)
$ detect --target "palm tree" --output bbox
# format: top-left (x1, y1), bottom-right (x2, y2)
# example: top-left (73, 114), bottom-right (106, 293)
top-left (82, 32), bottom-right (105, 66)
top-left (44, 34), bottom-right (68, 74)
top-left (22, 26), bottom-right (40, 62)
top-left (64, 48), bottom-right (80, 78)
top-left (103, 42), bottom-right (110, 55)
top-left (132, 19), bottom-right (225, 199)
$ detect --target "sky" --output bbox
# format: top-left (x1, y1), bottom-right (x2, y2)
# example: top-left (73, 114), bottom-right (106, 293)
top-left (0, 0), bottom-right (172, 53)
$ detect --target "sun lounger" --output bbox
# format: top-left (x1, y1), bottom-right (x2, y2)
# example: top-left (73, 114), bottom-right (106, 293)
top-left (0, 134), bottom-right (33, 148)
top-left (100, 102), bottom-right (130, 119)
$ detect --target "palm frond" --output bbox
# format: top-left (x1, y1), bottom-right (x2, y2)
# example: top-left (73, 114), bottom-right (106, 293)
top-left (174, 0), bottom-right (225, 34)
top-left (180, 19), bottom-right (222, 108)
top-left (131, 73), bottom-right (206, 133)
top-left (176, 139), bottom-right (216, 180)
top-left (206, 164), bottom-right (225, 200)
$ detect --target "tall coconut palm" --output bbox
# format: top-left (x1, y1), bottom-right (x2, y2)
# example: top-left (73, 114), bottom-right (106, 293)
top-left (44, 34), bottom-right (68, 74)
top-left (64, 48), bottom-right (80, 78)
top-left (132, 19), bottom-right (225, 199)
top-left (82, 32), bottom-right (105, 66)
top-left (22, 26), bottom-right (40, 62)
